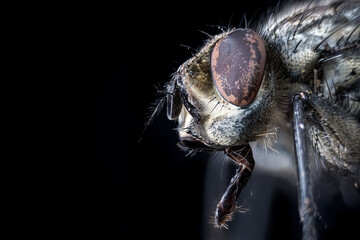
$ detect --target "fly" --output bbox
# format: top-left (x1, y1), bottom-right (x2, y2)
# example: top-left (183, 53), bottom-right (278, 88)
top-left (148, 0), bottom-right (360, 239)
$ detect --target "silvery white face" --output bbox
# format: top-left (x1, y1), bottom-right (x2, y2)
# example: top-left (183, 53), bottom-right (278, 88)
top-left (166, 28), bottom-right (287, 151)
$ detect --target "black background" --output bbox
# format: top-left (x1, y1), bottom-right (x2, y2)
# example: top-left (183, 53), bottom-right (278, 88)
top-left (90, 1), bottom-right (360, 239)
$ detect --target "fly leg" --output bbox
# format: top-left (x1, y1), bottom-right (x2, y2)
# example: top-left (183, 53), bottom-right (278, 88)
top-left (293, 93), bottom-right (318, 240)
top-left (225, 146), bottom-right (253, 171)
top-left (214, 144), bottom-right (255, 229)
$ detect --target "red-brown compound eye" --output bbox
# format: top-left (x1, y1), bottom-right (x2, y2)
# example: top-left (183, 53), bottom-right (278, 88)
top-left (210, 29), bottom-right (266, 107)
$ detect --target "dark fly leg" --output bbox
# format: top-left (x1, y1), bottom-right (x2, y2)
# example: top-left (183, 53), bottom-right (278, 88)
top-left (214, 144), bottom-right (255, 229)
top-left (293, 93), bottom-right (318, 240)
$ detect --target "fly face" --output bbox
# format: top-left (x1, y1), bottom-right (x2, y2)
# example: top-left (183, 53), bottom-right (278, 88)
top-left (168, 29), bottom-right (284, 150)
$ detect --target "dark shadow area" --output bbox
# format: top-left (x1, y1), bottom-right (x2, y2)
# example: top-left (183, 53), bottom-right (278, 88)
top-left (266, 188), bottom-right (301, 240)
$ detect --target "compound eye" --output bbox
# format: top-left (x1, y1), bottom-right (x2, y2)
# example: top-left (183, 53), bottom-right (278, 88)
top-left (210, 29), bottom-right (266, 107)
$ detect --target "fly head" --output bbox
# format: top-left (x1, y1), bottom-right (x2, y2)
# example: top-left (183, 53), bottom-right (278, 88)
top-left (166, 28), bottom-right (283, 150)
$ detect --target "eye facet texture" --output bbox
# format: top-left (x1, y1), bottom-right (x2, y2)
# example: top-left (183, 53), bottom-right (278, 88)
top-left (211, 29), bottom-right (266, 106)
